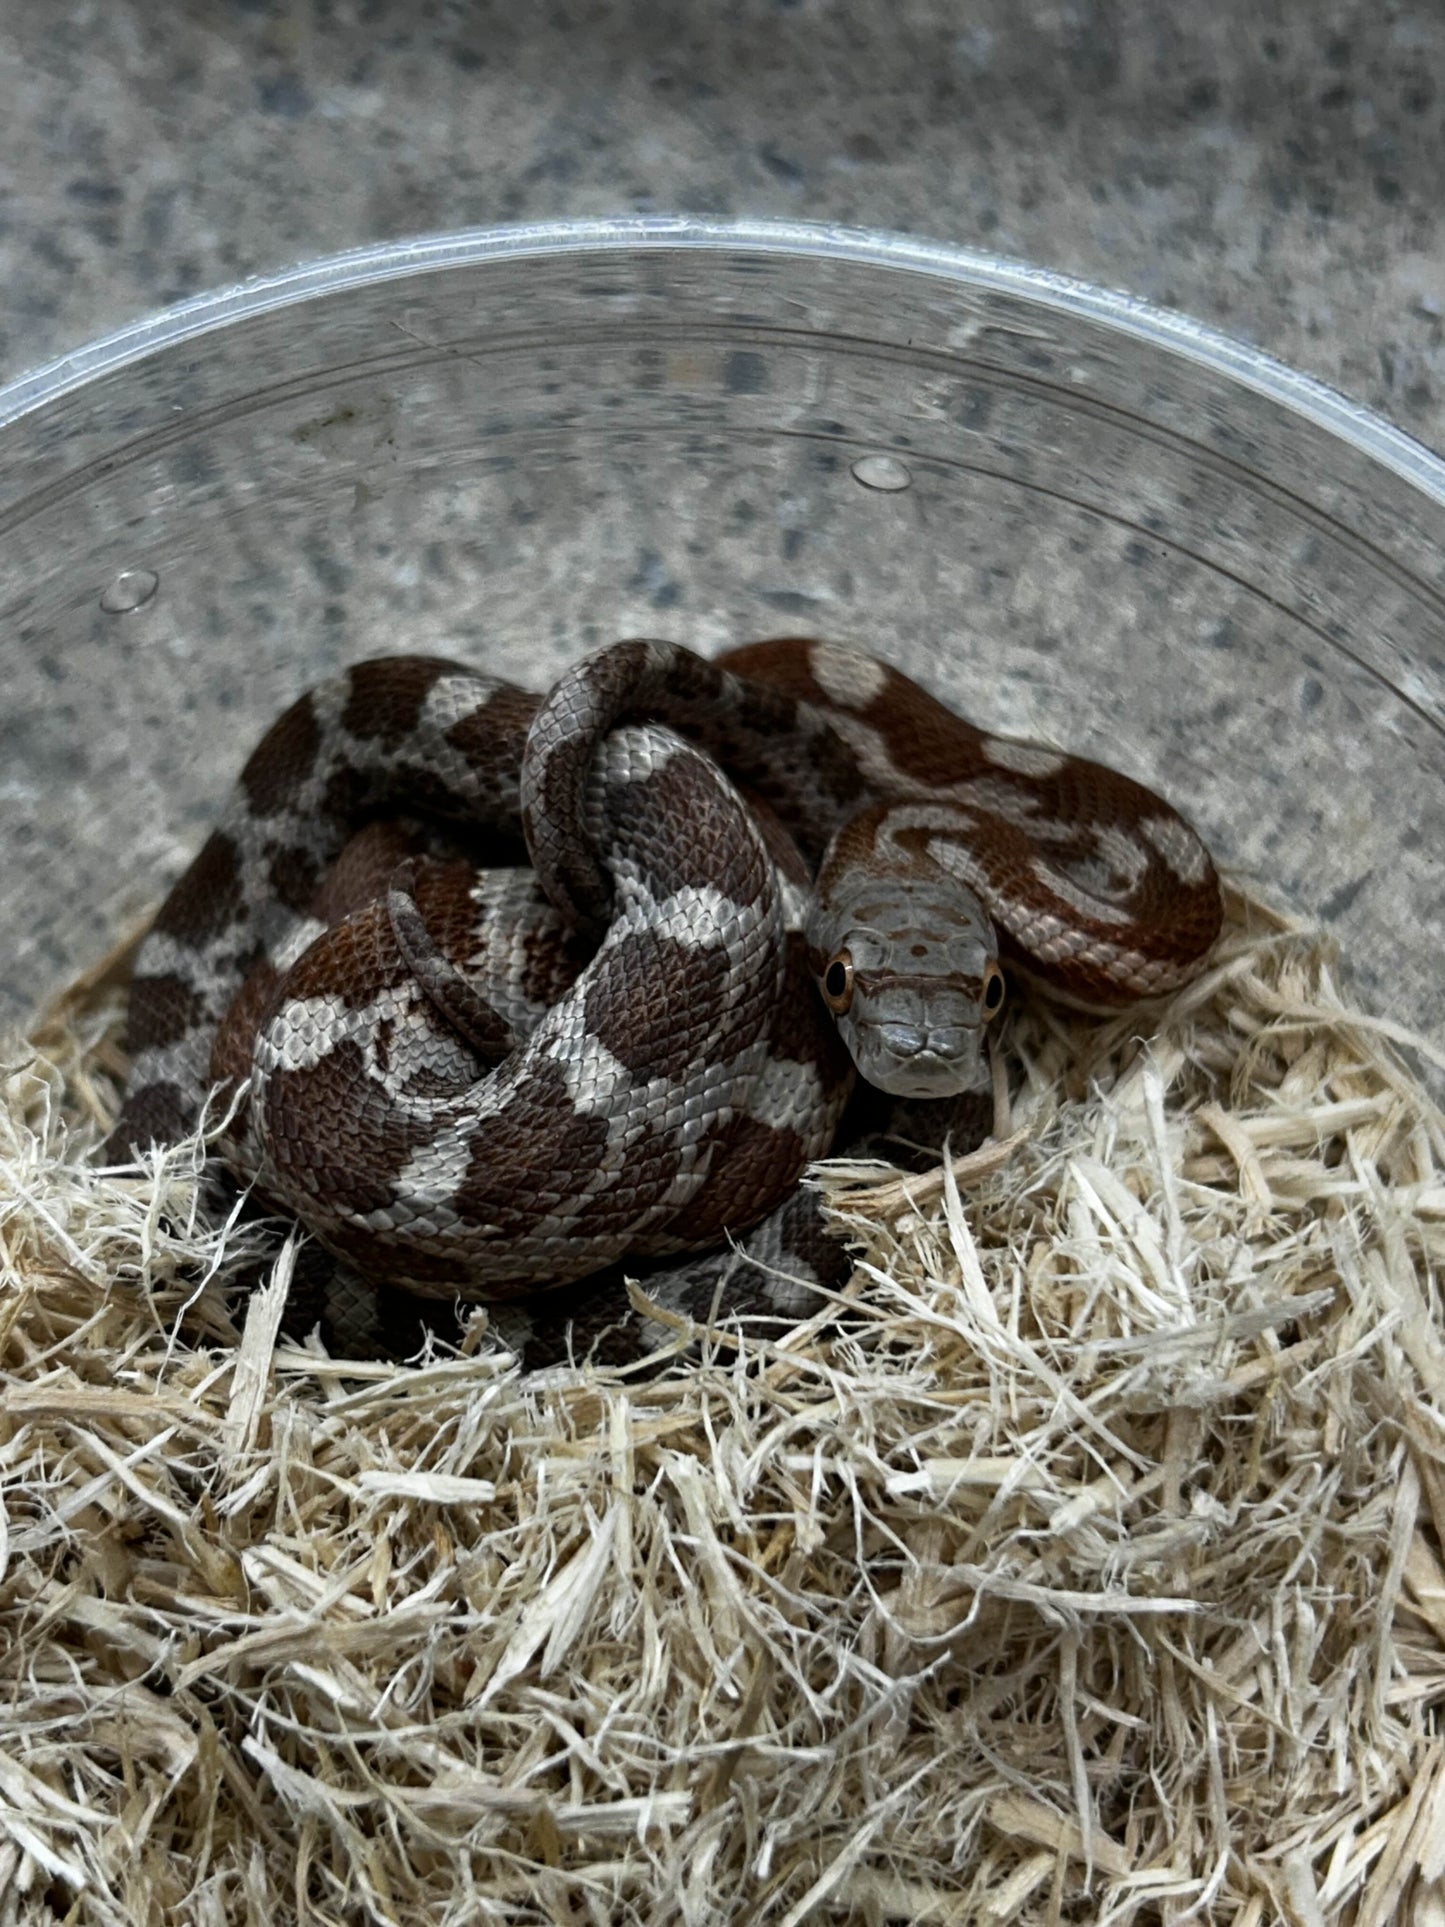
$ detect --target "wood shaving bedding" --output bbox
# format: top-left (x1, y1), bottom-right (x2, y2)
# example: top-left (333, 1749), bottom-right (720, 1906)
top-left (1, 882), bottom-right (1442, 1925)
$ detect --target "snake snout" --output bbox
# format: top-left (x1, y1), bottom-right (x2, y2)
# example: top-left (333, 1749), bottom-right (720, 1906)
top-left (880, 1019), bottom-right (986, 1063)
top-left (853, 1020), bottom-right (990, 1099)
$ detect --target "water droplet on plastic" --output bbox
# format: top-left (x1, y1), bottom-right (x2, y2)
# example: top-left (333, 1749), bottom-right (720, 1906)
top-left (100, 568), bottom-right (159, 614)
top-left (850, 454), bottom-right (913, 492)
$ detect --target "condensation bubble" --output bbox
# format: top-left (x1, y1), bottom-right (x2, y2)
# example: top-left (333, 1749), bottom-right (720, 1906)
top-left (99, 568), bottom-right (160, 614)
top-left (849, 453), bottom-right (913, 492)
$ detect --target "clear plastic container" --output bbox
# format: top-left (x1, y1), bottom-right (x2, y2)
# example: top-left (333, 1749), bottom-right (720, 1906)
top-left (2, 218), bottom-right (1441, 1062)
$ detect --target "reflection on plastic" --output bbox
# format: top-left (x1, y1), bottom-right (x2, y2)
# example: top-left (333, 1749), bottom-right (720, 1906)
top-left (850, 454), bottom-right (913, 492)
top-left (99, 568), bottom-right (160, 614)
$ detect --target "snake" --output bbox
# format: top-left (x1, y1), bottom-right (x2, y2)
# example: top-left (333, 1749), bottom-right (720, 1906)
top-left (108, 637), bottom-right (1222, 1363)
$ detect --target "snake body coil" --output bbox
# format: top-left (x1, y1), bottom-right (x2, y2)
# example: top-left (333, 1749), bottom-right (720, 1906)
top-left (112, 638), bottom-right (1222, 1355)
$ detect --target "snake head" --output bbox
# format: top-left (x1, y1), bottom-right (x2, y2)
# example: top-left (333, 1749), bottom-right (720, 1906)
top-left (807, 864), bottom-right (1004, 1100)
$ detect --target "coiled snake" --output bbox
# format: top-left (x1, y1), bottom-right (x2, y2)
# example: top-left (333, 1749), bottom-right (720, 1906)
top-left (110, 638), bottom-right (1222, 1362)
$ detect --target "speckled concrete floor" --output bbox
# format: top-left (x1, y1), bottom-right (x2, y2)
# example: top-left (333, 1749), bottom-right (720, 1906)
top-left (4, 1), bottom-right (1444, 445)
top-left (2, 1), bottom-right (1443, 1049)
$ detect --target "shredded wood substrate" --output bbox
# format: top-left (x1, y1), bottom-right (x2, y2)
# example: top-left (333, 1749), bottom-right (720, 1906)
top-left (1, 882), bottom-right (1443, 1927)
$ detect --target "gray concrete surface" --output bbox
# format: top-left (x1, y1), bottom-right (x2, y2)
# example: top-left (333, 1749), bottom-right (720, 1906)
top-left (3, 2), bottom-right (1444, 447)
top-left (2, 0), bottom-right (1444, 1053)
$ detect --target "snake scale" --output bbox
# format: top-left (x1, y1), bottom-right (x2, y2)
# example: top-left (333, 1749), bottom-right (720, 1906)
top-left (109, 638), bottom-right (1222, 1364)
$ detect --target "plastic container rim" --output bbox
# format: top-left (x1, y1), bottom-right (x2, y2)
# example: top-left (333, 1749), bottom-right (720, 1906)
top-left (0, 214), bottom-right (1442, 507)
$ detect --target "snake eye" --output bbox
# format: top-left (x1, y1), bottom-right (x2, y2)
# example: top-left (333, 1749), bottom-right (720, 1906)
top-left (982, 965), bottom-right (1006, 1018)
top-left (821, 951), bottom-right (854, 1014)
